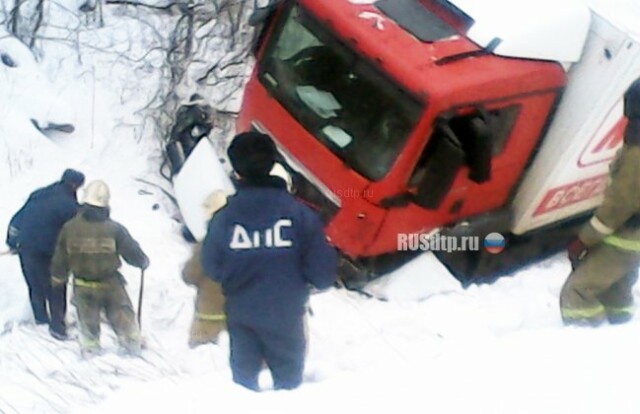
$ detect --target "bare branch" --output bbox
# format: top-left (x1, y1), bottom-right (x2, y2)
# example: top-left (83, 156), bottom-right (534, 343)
top-left (104, 0), bottom-right (178, 11)
top-left (27, 0), bottom-right (42, 48)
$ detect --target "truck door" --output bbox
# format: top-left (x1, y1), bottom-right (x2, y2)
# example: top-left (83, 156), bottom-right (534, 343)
top-left (405, 88), bottom-right (564, 226)
top-left (409, 103), bottom-right (523, 219)
top-left (366, 90), bottom-right (561, 256)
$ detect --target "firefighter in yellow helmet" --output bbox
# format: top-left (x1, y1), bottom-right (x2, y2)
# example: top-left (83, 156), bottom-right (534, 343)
top-left (560, 78), bottom-right (640, 326)
top-left (51, 180), bottom-right (149, 357)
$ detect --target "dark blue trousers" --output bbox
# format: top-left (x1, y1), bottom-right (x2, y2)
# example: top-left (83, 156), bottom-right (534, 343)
top-left (227, 317), bottom-right (306, 391)
top-left (19, 251), bottom-right (67, 332)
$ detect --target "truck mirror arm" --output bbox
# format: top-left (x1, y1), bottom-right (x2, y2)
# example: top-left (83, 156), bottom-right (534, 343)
top-left (248, 0), bottom-right (282, 26)
top-left (435, 37), bottom-right (502, 66)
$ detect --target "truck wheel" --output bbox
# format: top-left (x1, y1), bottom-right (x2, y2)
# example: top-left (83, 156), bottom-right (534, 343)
top-left (436, 213), bottom-right (590, 284)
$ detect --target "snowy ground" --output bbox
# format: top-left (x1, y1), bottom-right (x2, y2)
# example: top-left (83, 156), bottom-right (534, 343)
top-left (2, 3), bottom-right (640, 414)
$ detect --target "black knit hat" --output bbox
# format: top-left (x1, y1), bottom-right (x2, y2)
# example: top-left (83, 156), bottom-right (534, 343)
top-left (624, 78), bottom-right (640, 146)
top-left (625, 120), bottom-right (640, 146)
top-left (227, 132), bottom-right (277, 179)
top-left (61, 169), bottom-right (85, 188)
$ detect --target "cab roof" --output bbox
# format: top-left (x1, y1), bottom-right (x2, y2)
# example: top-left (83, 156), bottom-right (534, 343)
top-left (340, 0), bottom-right (591, 63)
top-left (306, 0), bottom-right (567, 98)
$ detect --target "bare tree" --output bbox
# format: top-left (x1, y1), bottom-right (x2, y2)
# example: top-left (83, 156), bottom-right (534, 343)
top-left (5, 0), bottom-right (44, 47)
top-left (152, 0), bottom-right (258, 179)
top-left (0, 0), bottom-right (259, 179)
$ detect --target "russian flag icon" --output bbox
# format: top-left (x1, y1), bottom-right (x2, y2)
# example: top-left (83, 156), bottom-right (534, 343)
top-left (484, 232), bottom-right (505, 254)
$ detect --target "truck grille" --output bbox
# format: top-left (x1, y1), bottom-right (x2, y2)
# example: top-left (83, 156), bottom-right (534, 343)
top-left (289, 167), bottom-right (340, 225)
top-left (250, 123), bottom-right (341, 224)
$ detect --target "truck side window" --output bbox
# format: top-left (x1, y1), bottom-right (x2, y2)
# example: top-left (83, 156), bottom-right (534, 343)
top-left (485, 105), bottom-right (520, 156)
top-left (449, 115), bottom-right (492, 183)
top-left (410, 106), bottom-right (519, 187)
top-left (410, 123), bottom-right (466, 209)
top-left (410, 114), bottom-right (490, 187)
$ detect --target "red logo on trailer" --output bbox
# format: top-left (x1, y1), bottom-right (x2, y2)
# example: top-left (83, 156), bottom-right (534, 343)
top-left (578, 117), bottom-right (626, 168)
top-left (534, 174), bottom-right (608, 216)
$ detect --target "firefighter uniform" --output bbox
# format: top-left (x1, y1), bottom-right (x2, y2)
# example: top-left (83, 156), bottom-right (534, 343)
top-left (182, 243), bottom-right (226, 347)
top-left (560, 78), bottom-right (640, 325)
top-left (182, 190), bottom-right (228, 348)
top-left (51, 180), bottom-right (149, 356)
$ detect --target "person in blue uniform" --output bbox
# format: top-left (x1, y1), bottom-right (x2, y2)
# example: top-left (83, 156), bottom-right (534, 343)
top-left (201, 132), bottom-right (337, 391)
top-left (6, 169), bottom-right (85, 340)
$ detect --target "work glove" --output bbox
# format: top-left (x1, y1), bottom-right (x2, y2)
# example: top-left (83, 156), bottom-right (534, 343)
top-left (567, 238), bottom-right (588, 269)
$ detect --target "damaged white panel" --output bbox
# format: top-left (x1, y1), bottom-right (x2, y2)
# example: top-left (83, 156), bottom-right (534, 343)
top-left (173, 139), bottom-right (236, 241)
top-left (449, 0), bottom-right (591, 63)
top-left (362, 252), bottom-right (463, 301)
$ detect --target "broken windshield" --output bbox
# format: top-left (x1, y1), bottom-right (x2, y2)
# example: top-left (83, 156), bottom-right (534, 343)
top-left (257, 3), bottom-right (424, 181)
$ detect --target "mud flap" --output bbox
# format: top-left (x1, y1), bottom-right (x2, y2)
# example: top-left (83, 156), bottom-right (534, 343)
top-left (172, 139), bottom-right (236, 241)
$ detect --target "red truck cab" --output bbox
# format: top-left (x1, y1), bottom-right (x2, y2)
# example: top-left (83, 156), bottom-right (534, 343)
top-left (237, 0), bottom-right (566, 261)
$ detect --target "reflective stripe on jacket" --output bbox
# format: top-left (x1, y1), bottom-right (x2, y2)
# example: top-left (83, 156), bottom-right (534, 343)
top-left (195, 312), bottom-right (226, 321)
top-left (604, 235), bottom-right (640, 251)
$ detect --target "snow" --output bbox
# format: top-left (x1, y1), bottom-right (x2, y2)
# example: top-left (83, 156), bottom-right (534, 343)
top-left (1, 2), bottom-right (640, 414)
top-left (362, 252), bottom-right (463, 301)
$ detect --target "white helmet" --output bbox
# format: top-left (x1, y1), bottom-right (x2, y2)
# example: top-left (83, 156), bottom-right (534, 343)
top-left (83, 180), bottom-right (111, 207)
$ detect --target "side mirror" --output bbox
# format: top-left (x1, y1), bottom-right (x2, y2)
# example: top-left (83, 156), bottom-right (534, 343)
top-left (414, 129), bottom-right (465, 209)
top-left (464, 117), bottom-right (492, 183)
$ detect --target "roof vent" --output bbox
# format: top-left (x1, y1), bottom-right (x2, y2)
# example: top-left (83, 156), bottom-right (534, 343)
top-left (375, 0), bottom-right (458, 42)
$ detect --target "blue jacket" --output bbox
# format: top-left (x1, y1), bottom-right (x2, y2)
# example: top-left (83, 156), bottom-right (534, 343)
top-left (9, 182), bottom-right (80, 255)
top-left (201, 178), bottom-right (337, 329)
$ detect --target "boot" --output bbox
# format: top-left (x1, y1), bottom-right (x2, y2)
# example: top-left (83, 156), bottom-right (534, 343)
top-left (607, 311), bottom-right (634, 325)
top-left (49, 326), bottom-right (69, 341)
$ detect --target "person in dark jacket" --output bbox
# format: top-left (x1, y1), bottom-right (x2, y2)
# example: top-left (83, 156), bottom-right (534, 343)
top-left (166, 93), bottom-right (214, 175)
top-left (6, 169), bottom-right (85, 340)
top-left (201, 131), bottom-right (338, 391)
top-left (51, 180), bottom-right (149, 357)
